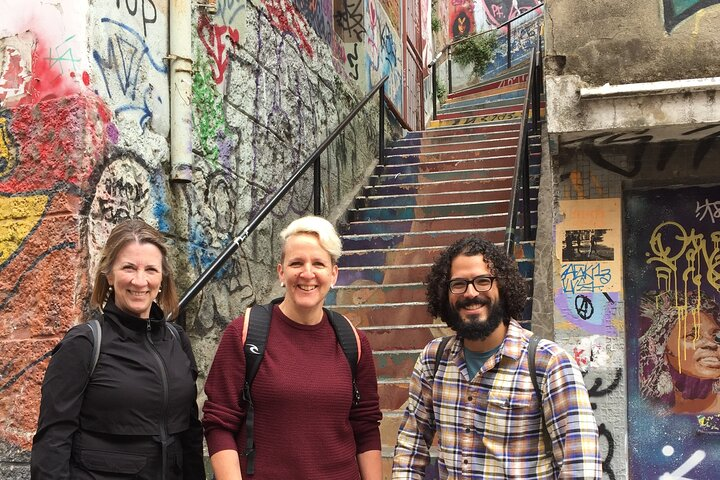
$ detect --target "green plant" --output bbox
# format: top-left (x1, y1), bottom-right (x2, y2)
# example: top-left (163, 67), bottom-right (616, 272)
top-left (452, 32), bottom-right (498, 77)
top-left (431, 15), bottom-right (441, 33)
top-left (436, 82), bottom-right (447, 102)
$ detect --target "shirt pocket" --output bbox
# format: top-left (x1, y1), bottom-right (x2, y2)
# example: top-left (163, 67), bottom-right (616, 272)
top-left (481, 390), bottom-right (538, 443)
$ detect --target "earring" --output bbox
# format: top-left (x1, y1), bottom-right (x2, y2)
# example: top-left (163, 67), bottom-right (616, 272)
top-left (280, 282), bottom-right (285, 287)
top-left (158, 287), bottom-right (162, 293)
top-left (108, 285), bottom-right (114, 292)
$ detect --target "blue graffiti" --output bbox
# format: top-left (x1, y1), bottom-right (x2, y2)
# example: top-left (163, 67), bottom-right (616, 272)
top-left (664, 0), bottom-right (720, 32)
top-left (216, 0), bottom-right (246, 26)
top-left (560, 263), bottom-right (611, 294)
top-left (93, 17), bottom-right (168, 129)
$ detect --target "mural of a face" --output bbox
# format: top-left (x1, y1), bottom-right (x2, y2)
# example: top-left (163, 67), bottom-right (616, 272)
top-left (452, 11), bottom-right (471, 38)
top-left (666, 310), bottom-right (720, 380)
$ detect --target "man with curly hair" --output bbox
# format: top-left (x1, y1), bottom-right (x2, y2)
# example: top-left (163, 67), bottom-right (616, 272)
top-left (392, 236), bottom-right (601, 479)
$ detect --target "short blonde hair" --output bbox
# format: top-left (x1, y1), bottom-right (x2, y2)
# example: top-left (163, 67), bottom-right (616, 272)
top-left (280, 216), bottom-right (342, 264)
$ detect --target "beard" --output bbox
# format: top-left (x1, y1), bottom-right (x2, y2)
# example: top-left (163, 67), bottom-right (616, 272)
top-left (443, 294), bottom-right (508, 340)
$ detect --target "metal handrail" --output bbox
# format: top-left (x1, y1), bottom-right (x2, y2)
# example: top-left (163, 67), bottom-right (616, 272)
top-left (172, 75), bottom-right (390, 318)
top-left (505, 32), bottom-right (542, 257)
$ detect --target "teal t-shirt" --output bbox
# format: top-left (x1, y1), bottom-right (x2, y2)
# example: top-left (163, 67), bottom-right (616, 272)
top-left (464, 344), bottom-right (501, 380)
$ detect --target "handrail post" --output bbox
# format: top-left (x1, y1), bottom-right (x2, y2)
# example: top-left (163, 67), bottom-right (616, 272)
top-left (313, 155), bottom-right (321, 215)
top-left (379, 83), bottom-right (385, 165)
top-left (506, 23), bottom-right (512, 69)
top-left (432, 62), bottom-right (437, 120)
top-left (522, 133), bottom-right (531, 241)
top-left (448, 46), bottom-right (453, 94)
top-left (532, 41), bottom-right (540, 133)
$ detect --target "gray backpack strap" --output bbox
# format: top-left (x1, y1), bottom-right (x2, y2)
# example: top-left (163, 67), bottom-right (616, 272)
top-left (528, 334), bottom-right (553, 455)
top-left (433, 335), bottom-right (452, 378)
top-left (165, 322), bottom-right (179, 341)
top-left (87, 319), bottom-right (102, 377)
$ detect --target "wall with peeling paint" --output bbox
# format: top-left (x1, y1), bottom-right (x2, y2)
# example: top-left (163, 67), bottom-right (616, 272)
top-left (544, 0), bottom-right (720, 85)
top-left (0, 0), bottom-right (395, 476)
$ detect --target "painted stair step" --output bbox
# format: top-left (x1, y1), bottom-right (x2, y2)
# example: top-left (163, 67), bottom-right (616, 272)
top-left (383, 145), bottom-right (518, 164)
top-left (360, 324), bottom-right (444, 351)
top-left (440, 94), bottom-right (525, 114)
top-left (405, 122), bottom-right (521, 139)
top-left (326, 282), bottom-right (427, 306)
top-left (428, 111), bottom-right (525, 128)
top-left (348, 202), bottom-right (512, 223)
top-left (391, 129), bottom-right (521, 147)
top-left (448, 68), bottom-right (529, 99)
top-left (361, 176), bottom-right (513, 196)
top-left (332, 303), bottom-right (431, 327)
top-left (378, 155), bottom-right (517, 175)
top-left (373, 350), bottom-right (424, 381)
top-left (388, 137), bottom-right (518, 156)
top-left (356, 188), bottom-right (525, 208)
top-left (341, 227), bottom-right (506, 251)
top-left (340, 213), bottom-right (509, 235)
top-left (338, 242), bottom-right (535, 268)
top-left (369, 166), bottom-right (518, 185)
top-left (437, 104), bottom-right (523, 121)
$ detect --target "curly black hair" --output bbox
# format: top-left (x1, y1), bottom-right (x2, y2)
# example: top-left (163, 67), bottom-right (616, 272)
top-left (426, 236), bottom-right (528, 323)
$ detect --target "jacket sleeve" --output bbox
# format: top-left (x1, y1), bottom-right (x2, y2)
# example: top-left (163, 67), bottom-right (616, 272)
top-left (31, 325), bottom-right (94, 480)
top-left (349, 331), bottom-right (382, 454)
top-left (392, 341), bottom-right (438, 480)
top-left (174, 324), bottom-right (207, 480)
top-left (202, 316), bottom-right (248, 456)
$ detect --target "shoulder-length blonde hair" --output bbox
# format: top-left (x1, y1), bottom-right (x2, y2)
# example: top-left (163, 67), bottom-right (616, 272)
top-left (90, 219), bottom-right (179, 319)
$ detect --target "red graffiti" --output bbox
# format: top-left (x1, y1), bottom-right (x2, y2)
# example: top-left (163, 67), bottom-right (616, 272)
top-left (2, 95), bottom-right (110, 193)
top-left (197, 14), bottom-right (240, 85)
top-left (262, 0), bottom-right (314, 57)
top-left (20, 38), bottom-right (81, 106)
top-left (0, 47), bottom-right (31, 106)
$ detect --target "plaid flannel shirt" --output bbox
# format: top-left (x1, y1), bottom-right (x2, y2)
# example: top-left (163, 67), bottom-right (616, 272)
top-left (392, 320), bottom-right (601, 479)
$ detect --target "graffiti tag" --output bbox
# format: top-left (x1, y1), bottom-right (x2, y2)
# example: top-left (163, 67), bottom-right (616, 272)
top-left (696, 199), bottom-right (720, 224)
top-left (116, 0), bottom-right (157, 37)
top-left (560, 263), bottom-right (612, 293)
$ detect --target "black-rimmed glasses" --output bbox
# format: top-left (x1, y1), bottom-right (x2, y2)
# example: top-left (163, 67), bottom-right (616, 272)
top-left (448, 276), bottom-right (497, 294)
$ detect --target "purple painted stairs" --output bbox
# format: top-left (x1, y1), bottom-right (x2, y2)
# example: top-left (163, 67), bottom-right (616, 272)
top-left (325, 63), bottom-right (542, 475)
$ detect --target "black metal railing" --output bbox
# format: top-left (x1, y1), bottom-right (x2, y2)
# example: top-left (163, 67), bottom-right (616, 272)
top-left (504, 31), bottom-right (543, 257)
top-left (429, 3), bottom-right (544, 119)
top-left (172, 75), bottom-right (390, 319)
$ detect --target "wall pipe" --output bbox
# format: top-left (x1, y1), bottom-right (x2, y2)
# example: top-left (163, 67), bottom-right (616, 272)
top-left (169, 0), bottom-right (194, 182)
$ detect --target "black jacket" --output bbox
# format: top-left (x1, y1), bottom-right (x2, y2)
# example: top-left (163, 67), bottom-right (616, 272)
top-left (31, 301), bottom-right (205, 479)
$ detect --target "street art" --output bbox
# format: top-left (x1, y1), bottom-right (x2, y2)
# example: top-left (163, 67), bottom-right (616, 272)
top-left (92, 17), bottom-right (169, 129)
top-left (365, 0), bottom-right (403, 109)
top-left (262, 0), bottom-right (314, 57)
top-left (197, 14), bottom-right (240, 85)
top-left (116, 0), bottom-right (158, 37)
top-left (696, 198), bottom-right (720, 224)
top-left (663, 0), bottom-right (720, 32)
top-left (556, 291), bottom-right (619, 336)
top-left (449, 3), bottom-right (473, 39)
top-left (0, 110), bottom-right (17, 179)
top-left (625, 184), bottom-right (720, 478)
top-left (192, 50), bottom-right (228, 165)
top-left (480, 0), bottom-right (541, 27)
top-left (379, 0), bottom-right (400, 31)
top-left (561, 229), bottom-right (613, 262)
top-left (0, 46), bottom-right (32, 106)
top-left (560, 263), bottom-right (612, 294)
top-left (560, 125), bottom-right (720, 177)
top-left (334, 0), bottom-right (366, 42)
top-left (295, 0), bottom-right (333, 44)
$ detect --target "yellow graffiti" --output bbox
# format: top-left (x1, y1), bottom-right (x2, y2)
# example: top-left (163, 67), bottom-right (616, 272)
top-left (647, 221), bottom-right (720, 294)
top-left (0, 195), bottom-right (49, 265)
top-left (0, 115), bottom-right (18, 178)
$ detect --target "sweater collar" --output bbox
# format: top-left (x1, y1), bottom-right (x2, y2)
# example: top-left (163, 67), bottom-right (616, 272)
top-left (103, 298), bottom-right (166, 334)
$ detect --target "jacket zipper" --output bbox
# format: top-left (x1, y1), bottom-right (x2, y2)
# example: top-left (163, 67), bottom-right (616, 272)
top-left (147, 321), bottom-right (170, 479)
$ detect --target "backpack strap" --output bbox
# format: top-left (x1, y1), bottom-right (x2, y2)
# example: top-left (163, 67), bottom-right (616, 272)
top-left (165, 322), bottom-right (179, 342)
top-left (433, 335), bottom-right (452, 378)
top-left (240, 303), bottom-right (273, 475)
top-left (87, 319), bottom-right (102, 378)
top-left (528, 334), bottom-right (553, 455)
top-left (325, 308), bottom-right (361, 405)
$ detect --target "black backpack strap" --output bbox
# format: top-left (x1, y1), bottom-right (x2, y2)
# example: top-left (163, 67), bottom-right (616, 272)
top-left (433, 335), bottom-right (452, 378)
top-left (325, 309), bottom-right (361, 405)
top-left (241, 303), bottom-right (273, 475)
top-left (528, 334), bottom-right (553, 455)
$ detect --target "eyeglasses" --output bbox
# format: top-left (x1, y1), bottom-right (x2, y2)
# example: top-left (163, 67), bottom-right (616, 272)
top-left (448, 276), bottom-right (497, 294)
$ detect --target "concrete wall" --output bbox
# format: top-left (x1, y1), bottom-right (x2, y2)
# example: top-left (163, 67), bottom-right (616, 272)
top-left (544, 0), bottom-right (720, 85)
top-left (0, 0), bottom-right (396, 476)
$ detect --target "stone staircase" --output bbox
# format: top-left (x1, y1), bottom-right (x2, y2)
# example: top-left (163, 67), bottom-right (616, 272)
top-left (325, 63), bottom-right (542, 475)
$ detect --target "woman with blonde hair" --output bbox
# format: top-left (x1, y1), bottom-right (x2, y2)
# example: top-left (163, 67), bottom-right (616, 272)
top-left (203, 215), bottom-right (382, 479)
top-left (32, 219), bottom-right (205, 479)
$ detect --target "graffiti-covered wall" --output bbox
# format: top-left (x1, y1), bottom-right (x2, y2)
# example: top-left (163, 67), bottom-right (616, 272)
top-left (535, 131), bottom-right (720, 478)
top-left (0, 0), bottom-right (389, 476)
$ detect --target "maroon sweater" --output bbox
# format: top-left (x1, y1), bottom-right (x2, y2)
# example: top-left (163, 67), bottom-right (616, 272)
top-left (202, 306), bottom-right (382, 479)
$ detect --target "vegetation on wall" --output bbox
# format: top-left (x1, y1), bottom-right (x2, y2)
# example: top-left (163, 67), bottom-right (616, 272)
top-left (431, 0), bottom-right (440, 33)
top-left (451, 32), bottom-right (498, 77)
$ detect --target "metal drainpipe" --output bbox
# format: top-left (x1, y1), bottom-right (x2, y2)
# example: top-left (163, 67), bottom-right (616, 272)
top-left (169, 0), bottom-right (194, 182)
